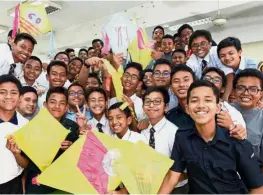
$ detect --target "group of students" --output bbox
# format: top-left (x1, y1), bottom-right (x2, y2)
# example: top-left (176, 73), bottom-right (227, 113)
top-left (0, 22), bottom-right (263, 194)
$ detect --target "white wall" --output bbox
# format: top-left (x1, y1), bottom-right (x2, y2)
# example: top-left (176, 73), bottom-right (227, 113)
top-left (242, 41), bottom-right (263, 61)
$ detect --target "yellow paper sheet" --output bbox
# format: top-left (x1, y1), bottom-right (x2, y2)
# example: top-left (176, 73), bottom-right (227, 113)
top-left (13, 108), bottom-right (69, 171)
top-left (115, 141), bottom-right (174, 194)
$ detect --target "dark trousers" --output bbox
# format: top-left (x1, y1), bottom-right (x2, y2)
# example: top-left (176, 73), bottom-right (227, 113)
top-left (171, 183), bottom-right (189, 194)
top-left (0, 175), bottom-right (23, 194)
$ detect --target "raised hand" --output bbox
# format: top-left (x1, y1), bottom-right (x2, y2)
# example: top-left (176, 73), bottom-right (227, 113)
top-left (6, 135), bottom-right (21, 154)
top-left (76, 104), bottom-right (87, 129)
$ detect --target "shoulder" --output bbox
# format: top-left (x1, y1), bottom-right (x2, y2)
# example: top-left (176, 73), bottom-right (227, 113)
top-left (186, 54), bottom-right (197, 66)
top-left (164, 119), bottom-right (178, 132)
top-left (61, 117), bottom-right (78, 131)
top-left (17, 112), bottom-right (29, 127)
top-left (244, 57), bottom-right (260, 66)
top-left (166, 106), bottom-right (180, 116)
top-left (130, 131), bottom-right (147, 143)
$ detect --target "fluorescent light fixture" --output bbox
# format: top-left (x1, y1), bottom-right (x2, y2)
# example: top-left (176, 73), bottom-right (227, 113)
top-left (169, 17), bottom-right (212, 31)
top-left (0, 25), bottom-right (9, 34)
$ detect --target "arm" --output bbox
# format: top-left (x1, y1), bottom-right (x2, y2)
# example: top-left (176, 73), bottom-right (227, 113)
top-left (222, 73), bottom-right (234, 101)
top-left (78, 64), bottom-right (89, 88)
top-left (158, 170), bottom-right (182, 194)
top-left (14, 153), bottom-right (29, 168)
top-left (250, 186), bottom-right (263, 194)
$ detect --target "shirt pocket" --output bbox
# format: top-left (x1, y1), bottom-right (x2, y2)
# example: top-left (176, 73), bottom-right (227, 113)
top-left (212, 160), bottom-right (238, 181)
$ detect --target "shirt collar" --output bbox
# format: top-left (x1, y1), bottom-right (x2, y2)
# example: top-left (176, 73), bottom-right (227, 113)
top-left (20, 76), bottom-right (40, 88)
top-left (238, 56), bottom-right (245, 71)
top-left (149, 117), bottom-right (167, 133)
top-left (0, 111), bottom-right (18, 125)
top-left (67, 105), bottom-right (85, 115)
top-left (113, 128), bottom-right (131, 141)
top-left (93, 114), bottom-right (107, 126)
top-left (130, 93), bottom-right (137, 101)
top-left (187, 125), bottom-right (229, 145)
top-left (197, 51), bottom-right (210, 65)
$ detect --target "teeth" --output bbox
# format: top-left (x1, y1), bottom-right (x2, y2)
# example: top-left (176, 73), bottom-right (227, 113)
top-left (241, 97), bottom-right (251, 102)
top-left (196, 111), bottom-right (207, 115)
top-left (178, 89), bottom-right (187, 94)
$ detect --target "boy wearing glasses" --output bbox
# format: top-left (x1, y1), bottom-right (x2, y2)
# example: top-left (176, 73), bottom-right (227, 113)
top-left (141, 86), bottom-right (188, 193)
top-left (153, 59), bottom-right (178, 111)
top-left (186, 30), bottom-right (233, 100)
top-left (66, 83), bottom-right (92, 122)
top-left (232, 69), bottom-right (263, 166)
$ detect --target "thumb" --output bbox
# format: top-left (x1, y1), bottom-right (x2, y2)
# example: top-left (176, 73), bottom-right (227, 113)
top-left (229, 124), bottom-right (235, 131)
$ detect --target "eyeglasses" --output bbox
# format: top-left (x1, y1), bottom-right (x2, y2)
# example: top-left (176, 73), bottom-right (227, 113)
top-left (144, 99), bottom-right (163, 106)
top-left (191, 41), bottom-right (209, 50)
top-left (68, 91), bottom-right (85, 96)
top-left (143, 75), bottom-right (152, 80)
top-left (123, 72), bottom-right (139, 81)
top-left (153, 70), bottom-right (170, 78)
top-left (235, 85), bottom-right (262, 95)
top-left (203, 75), bottom-right (222, 84)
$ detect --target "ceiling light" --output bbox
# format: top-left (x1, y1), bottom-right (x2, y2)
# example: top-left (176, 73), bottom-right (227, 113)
top-left (163, 24), bottom-right (170, 28)
top-left (169, 17), bottom-right (212, 31)
top-left (0, 25), bottom-right (9, 34)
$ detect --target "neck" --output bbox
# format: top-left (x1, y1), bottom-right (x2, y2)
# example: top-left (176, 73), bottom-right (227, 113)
top-left (94, 113), bottom-right (104, 121)
top-left (179, 98), bottom-right (187, 111)
top-left (124, 90), bottom-right (135, 98)
top-left (0, 109), bottom-right (15, 122)
top-left (233, 58), bottom-right (241, 71)
top-left (12, 52), bottom-right (20, 63)
top-left (117, 128), bottom-right (128, 139)
top-left (69, 105), bottom-right (78, 113)
top-left (24, 76), bottom-right (34, 86)
top-left (195, 120), bottom-right (216, 142)
top-left (149, 116), bottom-right (163, 126)
top-left (55, 116), bottom-right (62, 121)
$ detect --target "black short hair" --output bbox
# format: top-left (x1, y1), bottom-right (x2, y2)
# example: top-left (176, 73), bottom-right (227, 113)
top-left (86, 87), bottom-right (107, 101)
top-left (188, 30), bottom-right (212, 49)
top-left (124, 62), bottom-right (143, 80)
top-left (88, 73), bottom-right (102, 86)
top-left (170, 64), bottom-right (196, 83)
top-left (187, 80), bottom-right (220, 104)
top-left (68, 83), bottom-right (85, 93)
top-left (233, 68), bottom-right (263, 89)
top-left (92, 39), bottom-right (104, 47)
top-left (201, 67), bottom-right (227, 88)
top-left (172, 49), bottom-right (186, 57)
top-left (54, 52), bottom-right (69, 61)
top-left (78, 48), bottom-right (88, 55)
top-left (14, 33), bottom-right (37, 46)
top-left (65, 48), bottom-right (75, 54)
top-left (142, 69), bottom-right (153, 89)
top-left (8, 30), bottom-right (13, 37)
top-left (26, 56), bottom-right (42, 68)
top-left (108, 102), bottom-right (131, 118)
top-left (46, 87), bottom-right (68, 103)
top-left (153, 58), bottom-right (172, 71)
top-left (47, 60), bottom-right (68, 75)
top-left (153, 26), bottom-right (165, 35)
top-left (162, 34), bottom-right (175, 43)
top-left (0, 74), bottom-right (22, 94)
top-left (87, 47), bottom-right (94, 52)
top-left (217, 37), bottom-right (242, 56)
top-left (173, 33), bottom-right (179, 39)
top-left (69, 57), bottom-right (83, 64)
top-left (142, 86), bottom-right (170, 105)
top-left (177, 24), bottom-right (193, 37)
top-left (20, 86), bottom-right (38, 100)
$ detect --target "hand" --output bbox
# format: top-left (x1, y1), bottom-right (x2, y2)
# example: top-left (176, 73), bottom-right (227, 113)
top-left (76, 105), bottom-right (88, 129)
top-left (257, 100), bottom-right (263, 109)
top-left (137, 119), bottom-right (150, 131)
top-left (216, 111), bottom-right (234, 129)
top-left (84, 57), bottom-right (104, 71)
top-left (151, 50), bottom-right (162, 60)
top-left (112, 53), bottom-right (124, 70)
top-left (122, 94), bottom-right (134, 111)
top-left (60, 141), bottom-right (72, 150)
top-left (6, 135), bottom-right (21, 154)
top-left (229, 124), bottom-right (247, 140)
top-left (37, 89), bottom-right (45, 96)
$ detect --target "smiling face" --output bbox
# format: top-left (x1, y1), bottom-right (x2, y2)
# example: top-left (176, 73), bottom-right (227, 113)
top-left (87, 91), bottom-right (107, 116)
top-left (108, 108), bottom-right (132, 135)
top-left (47, 65), bottom-right (67, 88)
top-left (186, 86), bottom-right (220, 125)
top-left (153, 64), bottom-right (171, 87)
top-left (121, 67), bottom-right (141, 93)
top-left (218, 46), bottom-right (242, 70)
top-left (55, 53), bottom-right (69, 65)
top-left (23, 59), bottom-right (42, 82)
top-left (191, 36), bottom-right (211, 58)
top-left (0, 82), bottom-right (20, 112)
top-left (235, 76), bottom-right (262, 109)
top-left (143, 72), bottom-right (154, 87)
top-left (68, 59), bottom-right (82, 76)
top-left (162, 38), bottom-right (174, 54)
top-left (180, 28), bottom-right (193, 45)
top-left (86, 77), bottom-right (100, 89)
top-left (152, 28), bottom-right (164, 43)
top-left (143, 91), bottom-right (167, 121)
top-left (17, 92), bottom-right (37, 116)
top-left (170, 71), bottom-right (194, 100)
top-left (172, 52), bottom-right (187, 66)
top-left (44, 93), bottom-right (68, 120)
top-left (68, 85), bottom-right (85, 109)
top-left (12, 39), bottom-right (34, 63)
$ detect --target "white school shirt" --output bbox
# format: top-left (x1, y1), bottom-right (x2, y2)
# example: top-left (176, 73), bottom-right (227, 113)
top-left (113, 129), bottom-right (147, 143)
top-left (141, 117), bottom-right (187, 187)
top-left (186, 46), bottom-right (233, 79)
top-left (0, 43), bottom-right (23, 78)
top-left (234, 56), bottom-right (261, 74)
top-left (19, 76), bottom-right (46, 91)
top-left (220, 101), bottom-right (246, 128)
top-left (36, 71), bottom-right (49, 91)
top-left (108, 94), bottom-right (147, 121)
top-left (0, 112), bottom-right (28, 184)
top-left (88, 114), bottom-right (113, 136)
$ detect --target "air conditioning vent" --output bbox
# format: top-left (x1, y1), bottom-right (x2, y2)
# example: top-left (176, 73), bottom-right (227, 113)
top-left (45, 5), bottom-right (60, 15)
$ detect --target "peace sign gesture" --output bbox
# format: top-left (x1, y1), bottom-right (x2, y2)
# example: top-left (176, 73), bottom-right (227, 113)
top-left (76, 105), bottom-right (92, 135)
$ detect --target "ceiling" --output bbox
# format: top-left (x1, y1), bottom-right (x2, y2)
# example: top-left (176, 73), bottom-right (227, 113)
top-left (0, 1), bottom-right (262, 60)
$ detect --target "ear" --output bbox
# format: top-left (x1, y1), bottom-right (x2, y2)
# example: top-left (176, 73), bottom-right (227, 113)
top-left (43, 101), bottom-right (47, 108)
top-left (164, 104), bottom-right (169, 113)
top-left (46, 73), bottom-right (50, 82)
top-left (127, 116), bottom-right (133, 125)
top-left (238, 49), bottom-right (242, 56)
top-left (185, 104), bottom-right (190, 115)
top-left (220, 87), bottom-right (225, 94)
top-left (216, 103), bottom-right (221, 114)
